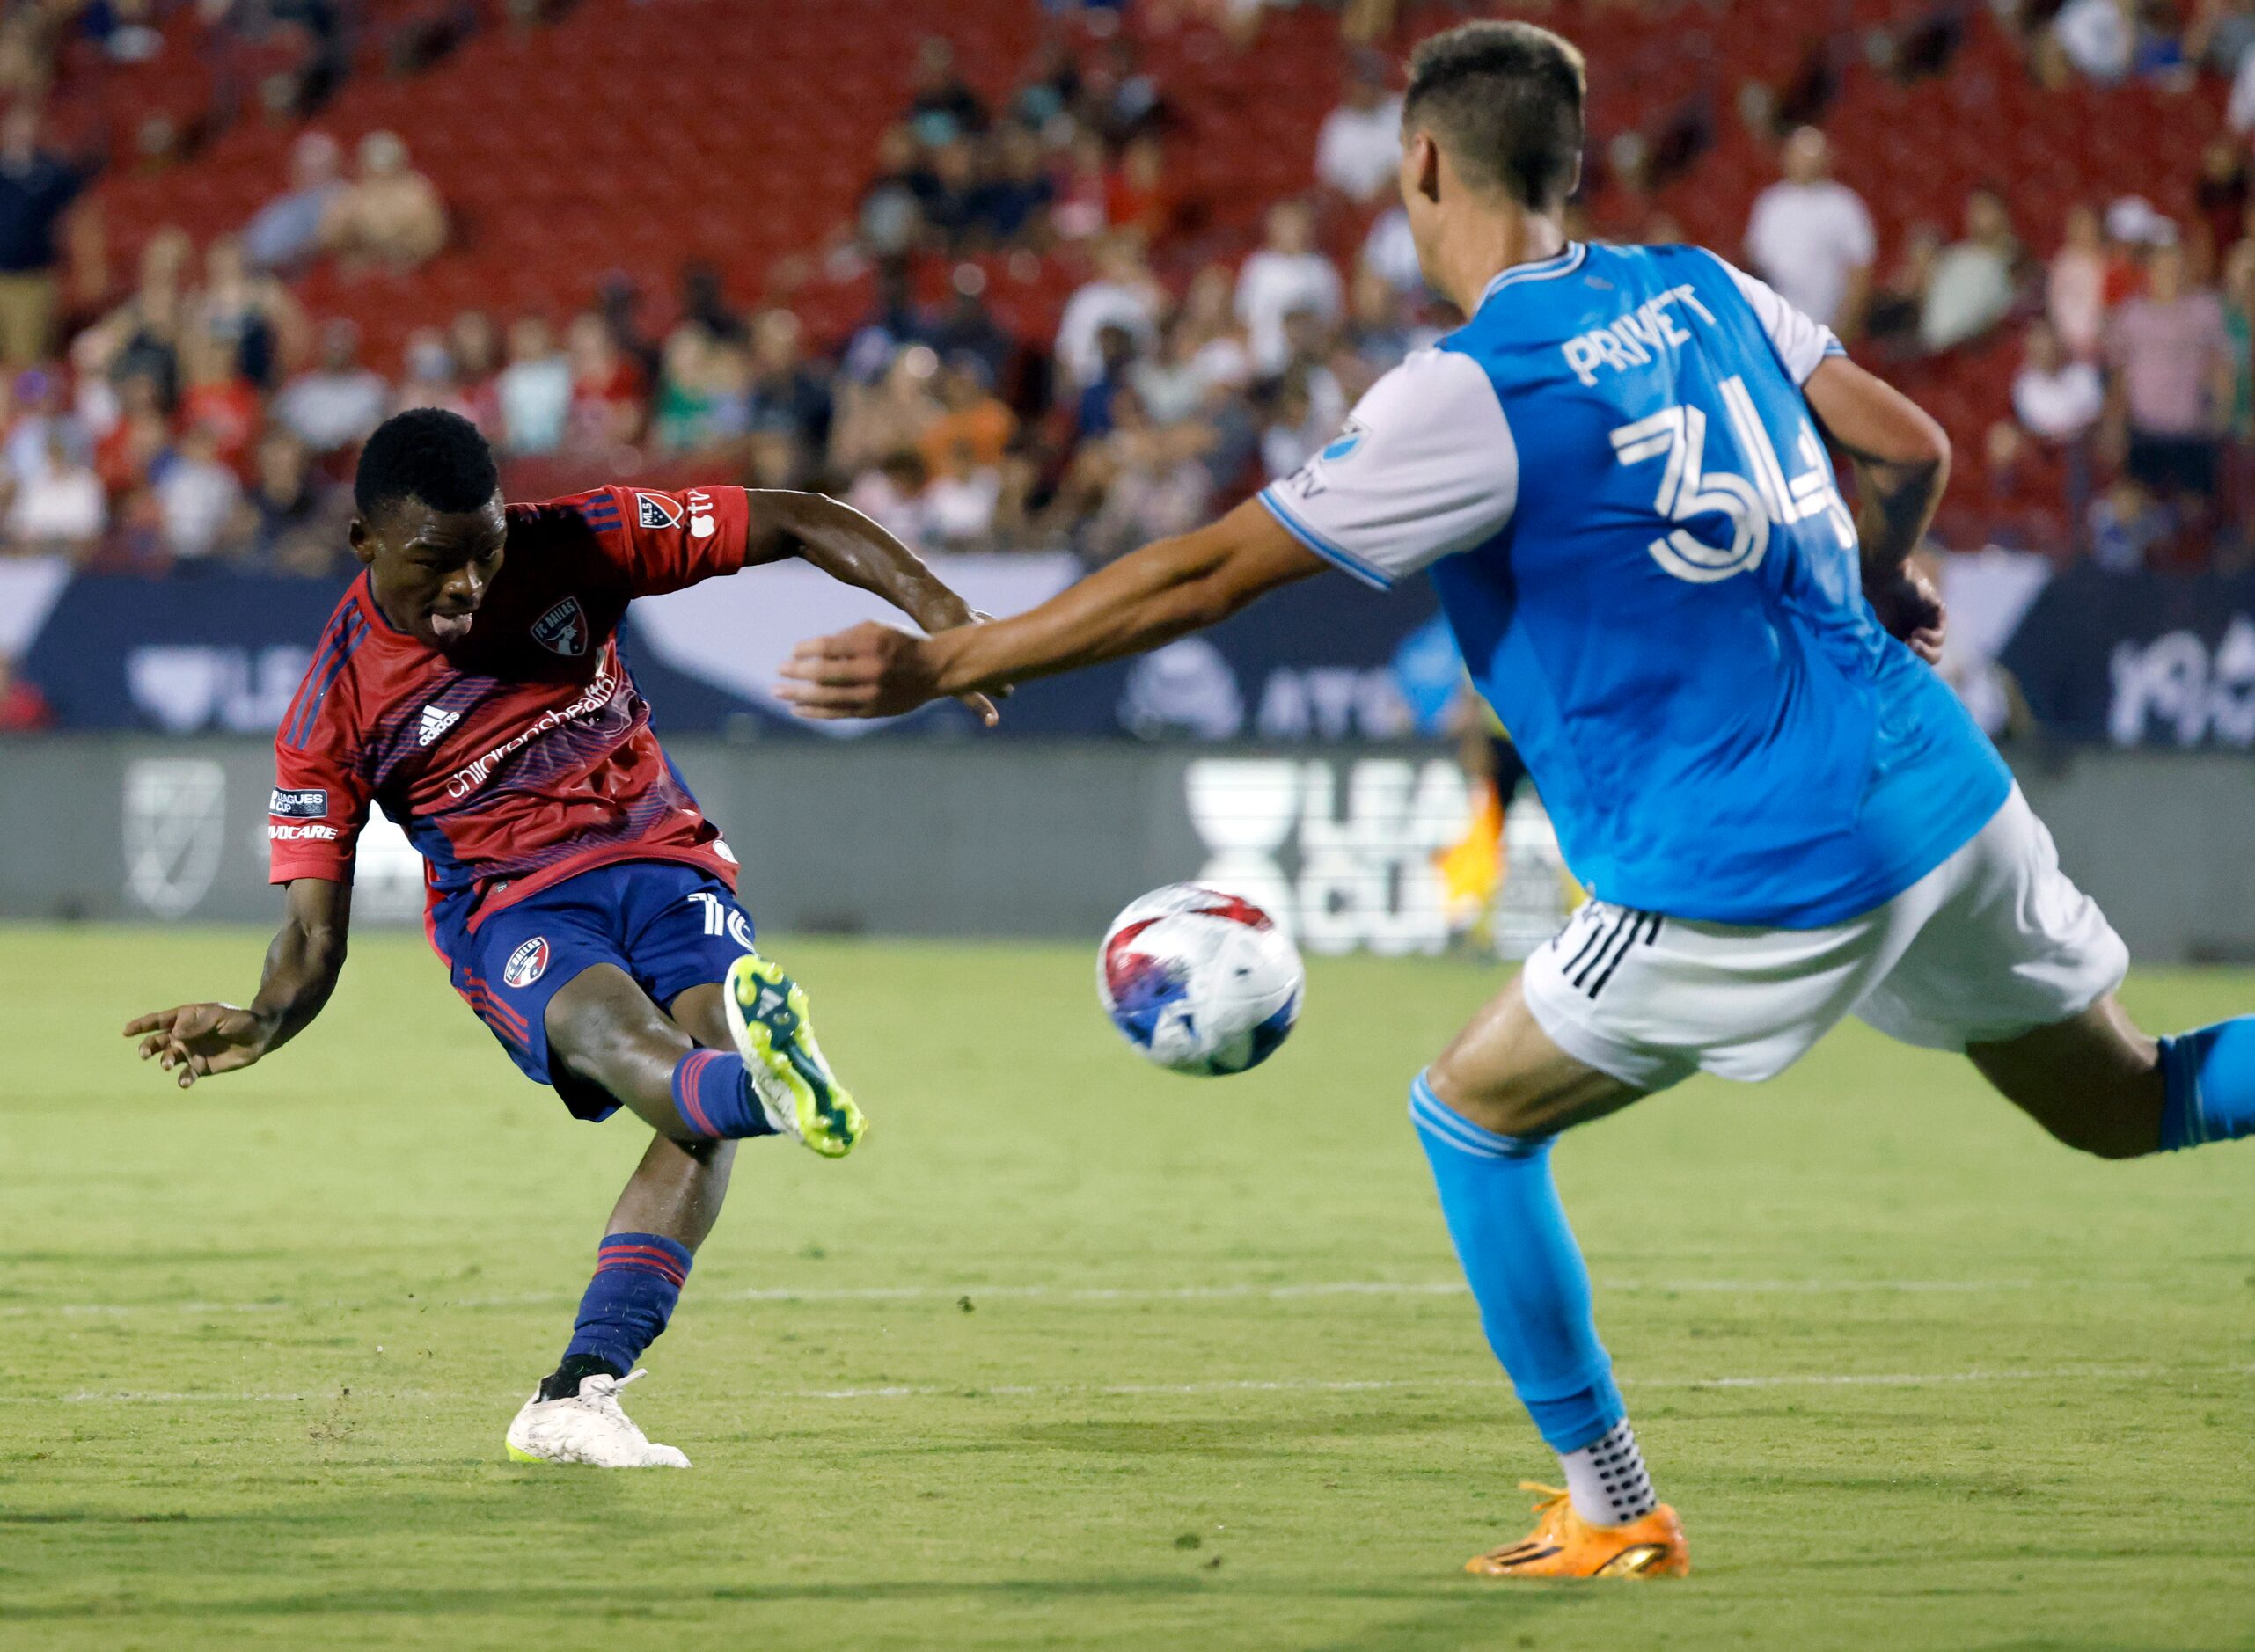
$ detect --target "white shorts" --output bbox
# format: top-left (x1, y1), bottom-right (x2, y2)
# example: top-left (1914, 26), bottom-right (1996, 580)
top-left (1521, 786), bottom-right (2129, 1090)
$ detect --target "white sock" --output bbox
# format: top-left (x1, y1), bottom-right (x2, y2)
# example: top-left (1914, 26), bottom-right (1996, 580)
top-left (1559, 1418), bottom-right (1658, 1526)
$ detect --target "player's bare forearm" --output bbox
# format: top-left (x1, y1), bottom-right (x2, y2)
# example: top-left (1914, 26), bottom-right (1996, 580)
top-left (747, 490), bottom-right (978, 633)
top-left (123, 877), bottom-right (351, 1087)
top-left (1803, 355), bottom-right (1949, 576)
top-left (777, 500), bottom-right (1326, 720)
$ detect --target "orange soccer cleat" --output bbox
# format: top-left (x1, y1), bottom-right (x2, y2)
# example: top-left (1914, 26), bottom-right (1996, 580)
top-left (1463, 1483), bottom-right (1690, 1580)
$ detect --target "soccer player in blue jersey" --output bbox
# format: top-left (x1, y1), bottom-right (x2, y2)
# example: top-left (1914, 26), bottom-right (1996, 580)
top-left (779, 21), bottom-right (2255, 1577)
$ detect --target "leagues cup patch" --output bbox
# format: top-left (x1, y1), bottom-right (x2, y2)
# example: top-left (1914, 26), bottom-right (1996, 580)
top-left (502, 936), bottom-right (551, 989)
top-left (532, 596), bottom-right (589, 657)
top-left (268, 786), bottom-right (328, 818)
top-left (636, 492), bottom-right (682, 530)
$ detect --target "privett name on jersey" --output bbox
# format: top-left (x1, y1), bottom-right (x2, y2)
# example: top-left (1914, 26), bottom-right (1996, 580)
top-left (1560, 284), bottom-right (1719, 388)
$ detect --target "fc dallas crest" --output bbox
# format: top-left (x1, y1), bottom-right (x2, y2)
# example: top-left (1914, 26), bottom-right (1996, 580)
top-left (532, 596), bottom-right (589, 657)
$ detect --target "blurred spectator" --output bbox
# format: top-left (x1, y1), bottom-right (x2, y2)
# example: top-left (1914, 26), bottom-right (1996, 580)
top-left (974, 123), bottom-right (1058, 246)
top-left (1056, 234), bottom-right (1162, 389)
top-left (1235, 201), bottom-right (1343, 376)
top-left (2105, 243), bottom-right (2233, 507)
top-left (1863, 223), bottom-right (1943, 355)
top-left (157, 424), bottom-right (244, 560)
top-left (2012, 319), bottom-right (2106, 443)
top-left (919, 355), bottom-right (1014, 475)
top-left (1177, 263), bottom-right (1254, 393)
top-left (95, 372), bottom-right (171, 498)
top-left (2104, 196), bottom-right (2172, 303)
top-left (925, 438), bottom-right (1002, 547)
top-left (1360, 203), bottom-right (1422, 297)
top-left (922, 140), bottom-right (982, 252)
top-left (2197, 0), bottom-right (2255, 73)
top-left (189, 237), bottom-right (308, 391)
top-left (7, 367), bottom-right (88, 484)
top-left (907, 37), bottom-right (986, 143)
top-left (845, 450), bottom-right (932, 548)
top-left (567, 312), bottom-right (644, 450)
top-left (927, 265), bottom-right (1015, 388)
top-left (177, 334), bottom-right (262, 471)
top-left (241, 429), bottom-right (348, 574)
top-left (743, 308), bottom-right (831, 479)
top-left (7, 427), bottom-right (104, 555)
top-left (1079, 38), bottom-right (1163, 144)
top-left (448, 311), bottom-right (503, 431)
top-left (2088, 476), bottom-right (2172, 569)
top-left (1012, 36), bottom-right (1081, 133)
top-left (394, 326), bottom-right (469, 418)
top-left (1920, 187), bottom-right (2022, 353)
top-left (320, 132), bottom-right (447, 274)
top-left (1744, 128), bottom-right (1874, 335)
top-left (2053, 0), bottom-right (2135, 83)
top-left (1106, 134), bottom-right (1176, 246)
top-left (243, 132), bottom-right (345, 274)
top-left (275, 320), bottom-right (387, 456)
top-left (1051, 128), bottom-right (1111, 243)
top-left (1260, 372), bottom-right (1328, 479)
top-left (2048, 203), bottom-right (2109, 358)
top-left (679, 262), bottom-right (745, 347)
top-left (85, 228), bottom-right (193, 407)
top-left (841, 267), bottom-right (930, 383)
top-left (1971, 421), bottom-right (2063, 551)
top-left (832, 344), bottom-right (943, 478)
top-left (1074, 323), bottom-right (1139, 439)
top-left (2194, 137), bottom-right (2249, 262)
top-left (0, 651), bottom-right (51, 731)
top-left (2222, 238), bottom-right (2255, 439)
top-left (1314, 54), bottom-right (1403, 203)
top-left (0, 107), bottom-right (82, 369)
top-left (495, 316), bottom-right (572, 456)
top-left (857, 128), bottom-right (938, 262)
top-left (653, 325), bottom-right (721, 455)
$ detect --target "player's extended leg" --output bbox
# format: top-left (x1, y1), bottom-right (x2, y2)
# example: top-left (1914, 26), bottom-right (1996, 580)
top-left (1417, 976), bottom-right (1690, 1579)
top-left (1968, 994), bottom-right (2255, 1158)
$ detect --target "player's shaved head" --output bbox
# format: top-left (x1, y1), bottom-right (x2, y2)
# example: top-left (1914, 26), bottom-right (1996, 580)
top-left (355, 407), bottom-right (501, 523)
top-left (1402, 20), bottom-right (1585, 212)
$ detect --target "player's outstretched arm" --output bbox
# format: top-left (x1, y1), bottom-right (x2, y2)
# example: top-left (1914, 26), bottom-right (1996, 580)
top-left (744, 488), bottom-right (1003, 725)
top-left (778, 499), bottom-right (1325, 720)
top-left (1803, 355), bottom-right (1951, 664)
top-left (122, 877), bottom-right (352, 1089)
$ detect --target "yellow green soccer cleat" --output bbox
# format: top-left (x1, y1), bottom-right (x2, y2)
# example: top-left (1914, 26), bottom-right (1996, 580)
top-left (723, 953), bottom-right (866, 1158)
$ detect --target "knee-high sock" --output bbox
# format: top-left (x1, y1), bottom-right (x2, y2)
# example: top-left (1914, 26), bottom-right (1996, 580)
top-left (1409, 1072), bottom-right (1624, 1455)
top-left (670, 1049), bottom-right (779, 1140)
top-left (545, 1232), bottom-right (693, 1396)
top-left (2160, 1020), bottom-right (2255, 1151)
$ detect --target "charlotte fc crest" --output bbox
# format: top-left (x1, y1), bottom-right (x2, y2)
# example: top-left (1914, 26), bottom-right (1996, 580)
top-left (532, 596), bottom-right (589, 657)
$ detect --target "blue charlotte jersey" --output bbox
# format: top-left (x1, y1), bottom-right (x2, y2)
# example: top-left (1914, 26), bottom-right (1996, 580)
top-left (1259, 241), bottom-right (2010, 927)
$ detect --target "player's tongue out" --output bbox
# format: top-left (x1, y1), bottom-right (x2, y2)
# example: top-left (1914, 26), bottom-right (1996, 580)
top-left (428, 610), bottom-right (475, 645)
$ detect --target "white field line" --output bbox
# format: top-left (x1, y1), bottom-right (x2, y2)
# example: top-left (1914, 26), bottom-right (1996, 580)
top-left (5, 1276), bottom-right (2053, 1320)
top-left (46, 1362), bottom-right (2255, 1407)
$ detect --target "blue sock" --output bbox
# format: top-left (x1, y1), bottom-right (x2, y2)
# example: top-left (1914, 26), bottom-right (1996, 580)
top-left (2159, 1020), bottom-right (2255, 1151)
top-left (670, 1049), bottom-right (777, 1140)
top-left (1409, 1072), bottom-right (1624, 1453)
top-left (554, 1232), bottom-right (693, 1385)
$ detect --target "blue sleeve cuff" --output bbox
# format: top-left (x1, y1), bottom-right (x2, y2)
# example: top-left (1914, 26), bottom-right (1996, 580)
top-left (1256, 487), bottom-right (1395, 590)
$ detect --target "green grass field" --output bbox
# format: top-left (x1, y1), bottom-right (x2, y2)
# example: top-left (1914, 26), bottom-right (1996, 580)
top-left (3, 925), bottom-right (2250, 1651)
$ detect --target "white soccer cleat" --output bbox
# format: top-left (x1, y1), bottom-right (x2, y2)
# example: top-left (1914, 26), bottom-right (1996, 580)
top-left (503, 1369), bottom-right (692, 1467)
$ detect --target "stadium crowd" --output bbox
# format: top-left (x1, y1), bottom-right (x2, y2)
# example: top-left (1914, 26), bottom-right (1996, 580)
top-left (0, 0), bottom-right (2246, 584)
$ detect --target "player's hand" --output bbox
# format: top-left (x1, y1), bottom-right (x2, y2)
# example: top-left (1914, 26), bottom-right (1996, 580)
top-left (1865, 564), bottom-right (1946, 667)
top-left (122, 1003), bottom-right (275, 1089)
top-left (778, 622), bottom-right (998, 725)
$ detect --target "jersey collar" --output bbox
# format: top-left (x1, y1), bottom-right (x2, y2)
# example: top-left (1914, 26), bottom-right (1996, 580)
top-left (1475, 242), bottom-right (1587, 311)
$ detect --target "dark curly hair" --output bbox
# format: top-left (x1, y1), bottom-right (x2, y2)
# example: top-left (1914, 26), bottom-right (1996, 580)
top-left (353, 407), bottom-right (500, 520)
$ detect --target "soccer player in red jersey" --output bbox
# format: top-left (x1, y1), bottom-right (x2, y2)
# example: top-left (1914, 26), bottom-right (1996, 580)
top-left (124, 408), bottom-right (994, 1466)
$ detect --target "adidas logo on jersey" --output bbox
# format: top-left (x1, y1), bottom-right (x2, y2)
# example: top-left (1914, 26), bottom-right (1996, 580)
top-left (418, 705), bottom-right (461, 747)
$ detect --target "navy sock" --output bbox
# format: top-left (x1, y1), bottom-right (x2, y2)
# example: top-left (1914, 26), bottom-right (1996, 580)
top-left (670, 1049), bottom-right (776, 1140)
top-left (551, 1232), bottom-right (693, 1392)
top-left (1409, 1072), bottom-right (1624, 1452)
top-left (2159, 1020), bottom-right (2255, 1151)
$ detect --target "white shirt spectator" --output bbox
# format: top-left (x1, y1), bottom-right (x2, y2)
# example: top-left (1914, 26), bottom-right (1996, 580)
top-left (925, 466), bottom-right (1000, 546)
top-left (1315, 94), bottom-right (1404, 202)
top-left (1361, 206), bottom-right (1423, 296)
top-left (157, 452), bottom-right (244, 559)
top-left (1054, 276), bottom-right (1160, 390)
top-left (2013, 358), bottom-right (2106, 442)
top-left (275, 367), bottom-right (388, 454)
top-left (8, 459), bottom-right (103, 548)
top-left (1745, 179), bottom-right (1875, 328)
top-left (1235, 249), bottom-right (1344, 376)
top-left (495, 354), bottom-right (573, 455)
top-left (2054, 0), bottom-right (2134, 83)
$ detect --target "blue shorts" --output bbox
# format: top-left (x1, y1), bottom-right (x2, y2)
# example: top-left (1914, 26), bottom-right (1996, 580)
top-left (450, 860), bottom-right (757, 1120)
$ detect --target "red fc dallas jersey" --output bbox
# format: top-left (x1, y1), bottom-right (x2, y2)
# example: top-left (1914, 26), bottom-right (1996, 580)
top-left (269, 485), bottom-right (754, 948)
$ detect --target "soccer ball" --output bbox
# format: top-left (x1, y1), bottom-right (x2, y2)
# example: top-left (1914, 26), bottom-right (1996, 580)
top-left (1097, 884), bottom-right (1304, 1076)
